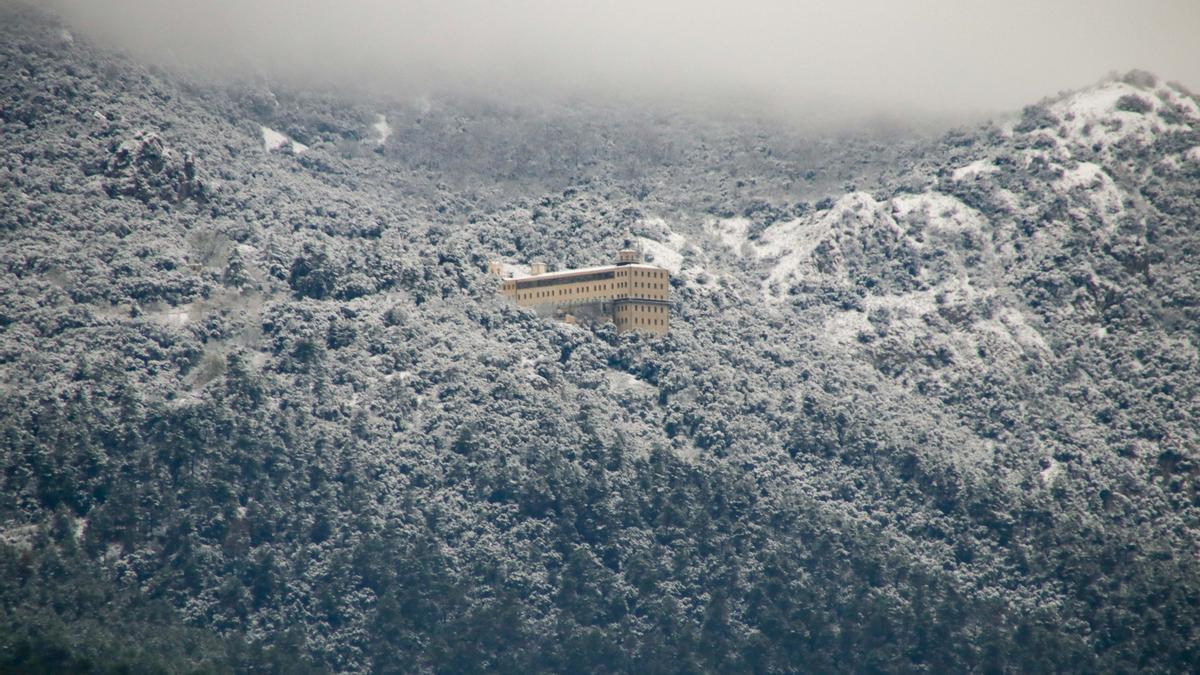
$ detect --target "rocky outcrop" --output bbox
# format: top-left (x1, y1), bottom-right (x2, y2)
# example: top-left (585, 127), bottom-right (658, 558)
top-left (103, 131), bottom-right (205, 206)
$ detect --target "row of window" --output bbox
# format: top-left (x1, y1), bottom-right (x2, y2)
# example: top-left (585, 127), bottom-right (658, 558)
top-left (616, 316), bottom-right (666, 327)
top-left (513, 284), bottom-right (666, 303)
top-left (630, 269), bottom-right (666, 279)
top-left (619, 304), bottom-right (666, 313)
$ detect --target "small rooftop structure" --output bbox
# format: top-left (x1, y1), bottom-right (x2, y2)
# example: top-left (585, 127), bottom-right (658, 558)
top-left (616, 248), bottom-right (639, 265)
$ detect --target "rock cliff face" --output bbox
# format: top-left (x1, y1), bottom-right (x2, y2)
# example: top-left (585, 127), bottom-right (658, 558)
top-left (2, 4), bottom-right (1199, 672)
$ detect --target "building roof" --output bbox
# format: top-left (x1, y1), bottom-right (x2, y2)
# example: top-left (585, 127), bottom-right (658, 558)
top-left (504, 262), bottom-right (667, 282)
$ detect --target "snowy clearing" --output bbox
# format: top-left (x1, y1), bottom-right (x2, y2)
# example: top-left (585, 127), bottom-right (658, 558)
top-left (148, 303), bottom-right (197, 327)
top-left (637, 235), bottom-right (684, 274)
top-left (635, 220), bottom-right (728, 290)
top-left (707, 216), bottom-right (752, 253)
top-left (991, 307), bottom-right (1052, 355)
top-left (892, 192), bottom-right (987, 237)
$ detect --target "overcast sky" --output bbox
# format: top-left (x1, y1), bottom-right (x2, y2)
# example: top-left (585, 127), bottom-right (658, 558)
top-left (49, 0), bottom-right (1200, 118)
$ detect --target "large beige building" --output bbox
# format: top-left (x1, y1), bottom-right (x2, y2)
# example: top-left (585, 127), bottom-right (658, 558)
top-left (492, 249), bottom-right (670, 336)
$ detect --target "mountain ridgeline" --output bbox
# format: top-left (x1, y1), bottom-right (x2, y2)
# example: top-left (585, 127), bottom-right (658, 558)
top-left (2, 4), bottom-right (1200, 673)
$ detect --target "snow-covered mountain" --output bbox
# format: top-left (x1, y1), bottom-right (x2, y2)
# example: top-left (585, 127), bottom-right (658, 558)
top-left (2, 3), bottom-right (1199, 672)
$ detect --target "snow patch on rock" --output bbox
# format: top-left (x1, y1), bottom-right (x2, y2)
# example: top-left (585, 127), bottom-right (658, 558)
top-left (372, 114), bottom-right (392, 145)
top-left (607, 371), bottom-right (655, 396)
top-left (1055, 162), bottom-right (1124, 228)
top-left (951, 159), bottom-right (998, 181)
top-left (1040, 458), bottom-right (1062, 485)
top-left (261, 126), bottom-right (287, 150)
top-left (261, 126), bottom-right (307, 154)
top-left (993, 188), bottom-right (1023, 214)
top-left (150, 303), bottom-right (197, 328)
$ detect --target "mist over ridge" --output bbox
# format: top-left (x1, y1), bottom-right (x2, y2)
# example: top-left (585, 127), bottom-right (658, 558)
top-left (46, 0), bottom-right (1200, 123)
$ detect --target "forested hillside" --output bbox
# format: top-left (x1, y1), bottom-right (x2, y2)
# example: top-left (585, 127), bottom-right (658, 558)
top-left (3, 3), bottom-right (1199, 672)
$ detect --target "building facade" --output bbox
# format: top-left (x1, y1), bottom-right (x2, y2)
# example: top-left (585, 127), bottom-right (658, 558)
top-left (494, 249), bottom-right (670, 335)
